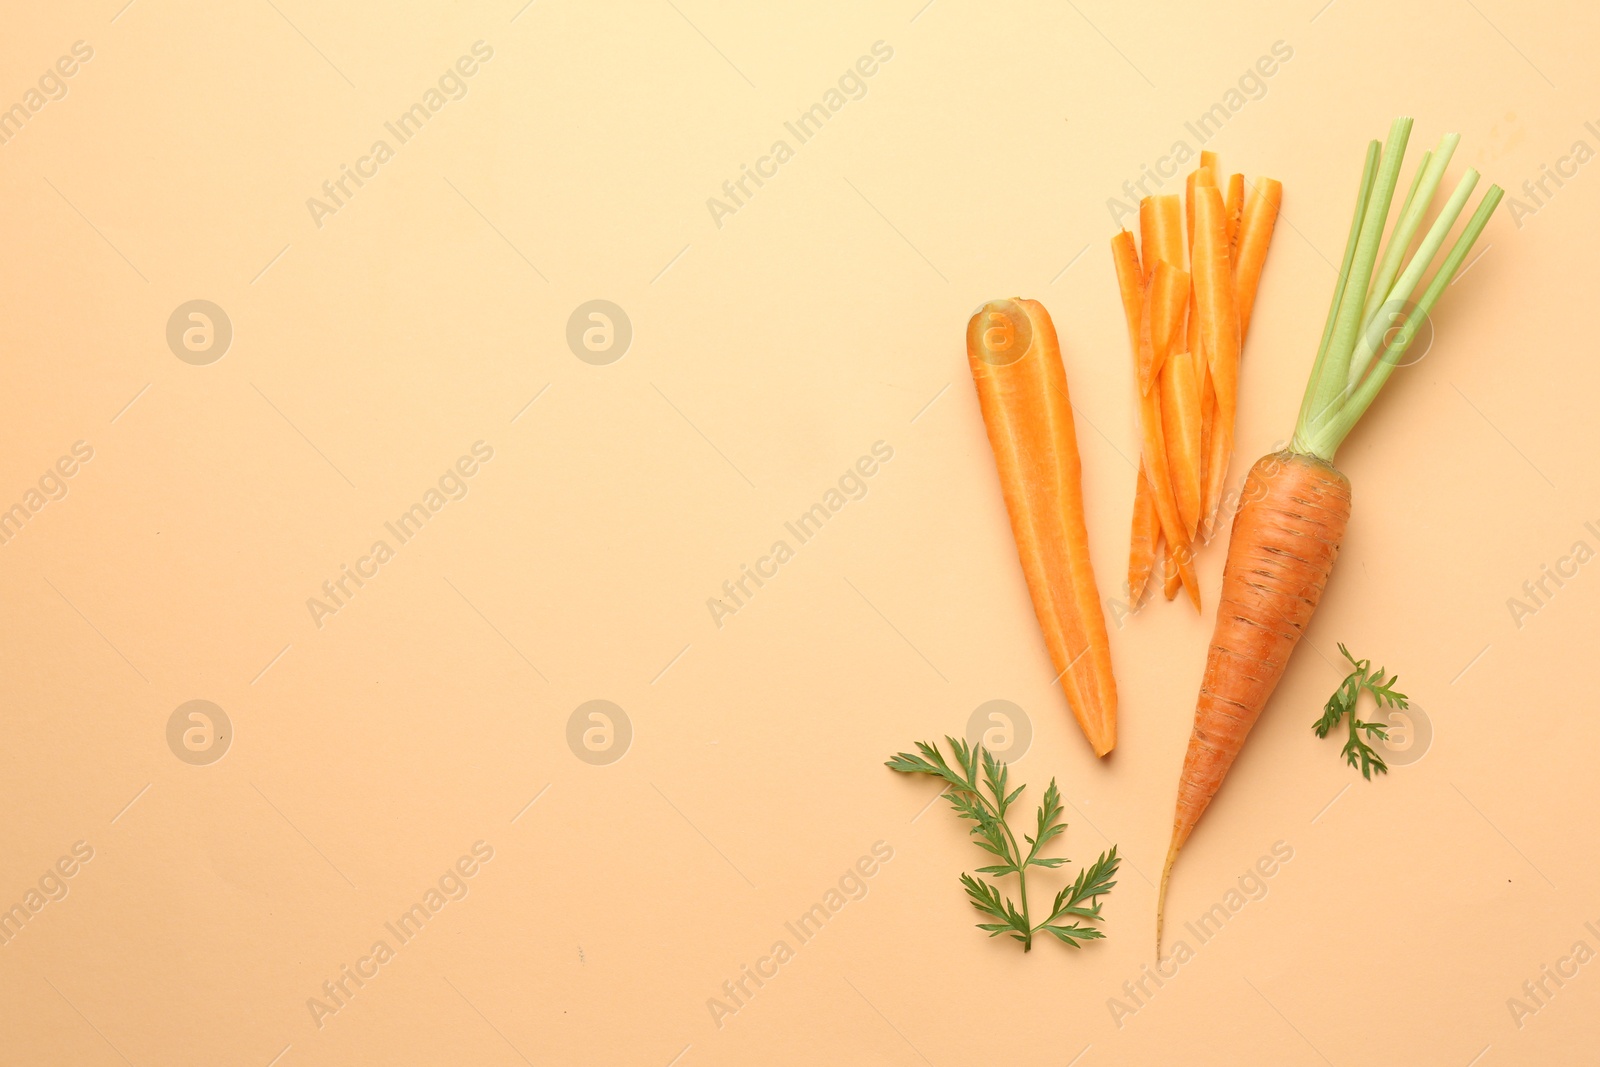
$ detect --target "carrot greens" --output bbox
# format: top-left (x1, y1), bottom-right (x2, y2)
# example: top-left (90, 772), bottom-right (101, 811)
top-left (1314, 644), bottom-right (1410, 780)
top-left (1292, 117), bottom-right (1504, 461)
top-left (887, 738), bottom-right (1119, 951)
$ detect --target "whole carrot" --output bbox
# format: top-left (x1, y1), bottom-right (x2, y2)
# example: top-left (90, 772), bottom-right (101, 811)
top-left (1156, 119), bottom-right (1504, 951)
top-left (967, 299), bottom-right (1118, 756)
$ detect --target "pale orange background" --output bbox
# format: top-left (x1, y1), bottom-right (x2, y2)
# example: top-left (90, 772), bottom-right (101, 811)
top-left (1, 1), bottom-right (1596, 1064)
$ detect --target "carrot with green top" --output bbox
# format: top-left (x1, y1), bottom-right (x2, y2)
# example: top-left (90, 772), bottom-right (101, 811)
top-left (1157, 118), bottom-right (1503, 953)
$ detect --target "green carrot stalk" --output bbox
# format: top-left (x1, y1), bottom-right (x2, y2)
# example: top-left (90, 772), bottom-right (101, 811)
top-left (1359, 133), bottom-right (1458, 328)
top-left (1304, 117), bottom-right (1413, 430)
top-left (1343, 167), bottom-right (1479, 389)
top-left (1292, 118), bottom-right (1502, 460)
top-left (1312, 183), bottom-right (1504, 454)
top-left (1292, 141), bottom-right (1380, 440)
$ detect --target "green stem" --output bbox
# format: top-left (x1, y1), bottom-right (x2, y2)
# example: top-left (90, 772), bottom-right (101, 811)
top-left (1292, 141), bottom-right (1379, 453)
top-left (1302, 117), bottom-right (1413, 447)
top-left (1344, 167), bottom-right (1479, 389)
top-left (992, 813), bottom-right (1032, 949)
top-left (1017, 866), bottom-right (1032, 950)
top-left (1359, 133), bottom-right (1459, 329)
top-left (1306, 184), bottom-right (1505, 456)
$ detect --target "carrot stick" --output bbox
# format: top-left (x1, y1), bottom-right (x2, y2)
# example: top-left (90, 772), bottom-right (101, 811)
top-left (1128, 464), bottom-right (1158, 604)
top-left (1161, 347), bottom-right (1204, 538)
top-left (1137, 196), bottom-right (1184, 391)
top-left (1157, 450), bottom-right (1352, 952)
top-left (1140, 195), bottom-right (1183, 279)
top-left (1224, 173), bottom-right (1245, 260)
top-left (1193, 185), bottom-right (1241, 540)
top-left (1133, 265), bottom-right (1200, 609)
top-left (1234, 177), bottom-right (1283, 344)
top-left (1111, 230), bottom-right (1143, 353)
top-left (1161, 538), bottom-right (1181, 600)
top-left (1198, 365), bottom-right (1215, 536)
top-left (967, 298), bottom-right (1118, 756)
top-left (1199, 403), bottom-right (1233, 542)
top-left (1200, 177), bottom-right (1282, 538)
top-left (1184, 170), bottom-right (1197, 252)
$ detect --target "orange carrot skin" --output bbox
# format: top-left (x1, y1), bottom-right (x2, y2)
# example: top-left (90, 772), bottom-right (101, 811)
top-left (967, 298), bottom-right (1118, 756)
top-left (1170, 451), bottom-right (1352, 852)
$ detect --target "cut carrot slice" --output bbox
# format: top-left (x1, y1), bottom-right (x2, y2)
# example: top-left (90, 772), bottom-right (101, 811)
top-left (1140, 196), bottom-right (1184, 278)
top-left (1128, 464), bottom-right (1158, 604)
top-left (1234, 177), bottom-right (1283, 345)
top-left (1224, 173), bottom-right (1245, 261)
top-left (1194, 185), bottom-right (1242, 539)
top-left (1112, 230), bottom-right (1143, 352)
top-left (1162, 348), bottom-right (1204, 538)
top-left (1200, 405), bottom-right (1234, 539)
top-left (1133, 264), bottom-right (1200, 610)
top-left (966, 299), bottom-right (1118, 756)
top-left (1139, 196), bottom-right (1184, 391)
top-left (1193, 186), bottom-right (1241, 427)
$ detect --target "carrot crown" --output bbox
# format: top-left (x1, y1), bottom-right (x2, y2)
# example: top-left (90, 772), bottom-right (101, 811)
top-left (1291, 117), bottom-right (1503, 460)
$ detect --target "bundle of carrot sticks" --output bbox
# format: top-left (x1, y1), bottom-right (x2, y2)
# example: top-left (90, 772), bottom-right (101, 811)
top-left (1110, 152), bottom-right (1282, 611)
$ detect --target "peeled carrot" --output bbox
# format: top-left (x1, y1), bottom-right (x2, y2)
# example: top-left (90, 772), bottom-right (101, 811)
top-left (1156, 120), bottom-right (1504, 953)
top-left (1128, 464), bottom-right (1159, 605)
top-left (1161, 539), bottom-right (1181, 601)
top-left (966, 298), bottom-right (1118, 756)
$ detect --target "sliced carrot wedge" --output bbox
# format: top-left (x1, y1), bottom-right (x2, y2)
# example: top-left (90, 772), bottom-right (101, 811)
top-left (1193, 186), bottom-right (1241, 427)
top-left (1224, 173), bottom-right (1245, 260)
top-left (1128, 463), bottom-right (1158, 604)
top-left (1134, 265), bottom-right (1200, 610)
top-left (1111, 230), bottom-right (1143, 356)
top-left (1140, 197), bottom-right (1184, 391)
top-left (1194, 186), bottom-right (1241, 540)
top-left (1198, 365), bottom-right (1216, 538)
top-left (1234, 177), bottom-right (1283, 344)
top-left (966, 299), bottom-right (1118, 756)
top-left (1162, 349), bottom-right (1204, 538)
top-left (1200, 406), bottom-right (1234, 542)
top-left (1141, 195), bottom-right (1184, 279)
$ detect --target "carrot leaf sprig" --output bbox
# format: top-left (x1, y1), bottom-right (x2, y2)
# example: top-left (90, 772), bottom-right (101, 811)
top-left (1313, 644), bottom-right (1409, 779)
top-left (886, 737), bottom-right (1118, 951)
